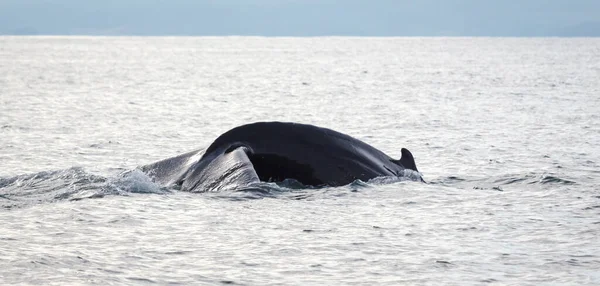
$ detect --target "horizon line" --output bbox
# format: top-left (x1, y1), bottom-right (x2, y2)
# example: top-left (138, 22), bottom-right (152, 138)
top-left (1, 34), bottom-right (599, 38)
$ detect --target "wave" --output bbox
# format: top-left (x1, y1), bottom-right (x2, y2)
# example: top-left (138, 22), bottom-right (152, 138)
top-left (2, 165), bottom-right (580, 209)
top-left (0, 167), bottom-right (422, 209)
top-left (431, 171), bottom-right (578, 191)
top-left (0, 168), bottom-right (169, 209)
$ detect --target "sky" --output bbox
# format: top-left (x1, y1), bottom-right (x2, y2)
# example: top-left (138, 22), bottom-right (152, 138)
top-left (0, 0), bottom-right (599, 36)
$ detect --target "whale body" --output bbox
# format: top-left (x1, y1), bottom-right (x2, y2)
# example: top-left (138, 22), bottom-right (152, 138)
top-left (141, 122), bottom-right (422, 192)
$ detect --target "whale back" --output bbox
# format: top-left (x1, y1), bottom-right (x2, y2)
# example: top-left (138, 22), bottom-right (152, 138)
top-left (142, 122), bottom-right (423, 191)
top-left (204, 122), bottom-right (419, 186)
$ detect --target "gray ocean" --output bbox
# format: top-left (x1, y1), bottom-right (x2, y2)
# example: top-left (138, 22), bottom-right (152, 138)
top-left (1, 37), bottom-right (599, 285)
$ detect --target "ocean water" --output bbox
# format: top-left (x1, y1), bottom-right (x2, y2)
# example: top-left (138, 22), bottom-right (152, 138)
top-left (1, 36), bottom-right (599, 285)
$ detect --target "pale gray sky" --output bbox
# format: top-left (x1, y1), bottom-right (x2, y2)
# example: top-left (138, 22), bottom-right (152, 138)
top-left (1, 0), bottom-right (598, 36)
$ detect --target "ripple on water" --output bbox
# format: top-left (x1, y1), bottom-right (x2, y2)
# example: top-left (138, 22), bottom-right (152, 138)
top-left (1, 37), bottom-right (599, 285)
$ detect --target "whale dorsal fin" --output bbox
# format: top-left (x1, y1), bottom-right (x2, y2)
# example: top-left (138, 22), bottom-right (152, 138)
top-left (392, 148), bottom-right (419, 172)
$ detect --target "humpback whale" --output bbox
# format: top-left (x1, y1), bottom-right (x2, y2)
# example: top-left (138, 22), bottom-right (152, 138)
top-left (141, 122), bottom-right (422, 192)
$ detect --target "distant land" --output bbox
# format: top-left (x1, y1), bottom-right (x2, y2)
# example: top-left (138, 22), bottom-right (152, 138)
top-left (1, 0), bottom-right (599, 37)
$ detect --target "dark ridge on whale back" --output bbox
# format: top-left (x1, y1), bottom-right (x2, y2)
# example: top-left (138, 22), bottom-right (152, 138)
top-left (205, 122), bottom-right (391, 159)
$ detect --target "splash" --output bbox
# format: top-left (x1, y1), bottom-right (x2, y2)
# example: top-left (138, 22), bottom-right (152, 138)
top-left (0, 168), bottom-right (169, 209)
top-left (1, 167), bottom-right (425, 208)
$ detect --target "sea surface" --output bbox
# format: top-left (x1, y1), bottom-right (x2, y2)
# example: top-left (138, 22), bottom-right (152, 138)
top-left (1, 37), bottom-right (599, 285)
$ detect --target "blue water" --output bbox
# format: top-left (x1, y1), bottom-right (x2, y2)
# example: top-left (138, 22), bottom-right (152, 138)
top-left (1, 37), bottom-right (599, 285)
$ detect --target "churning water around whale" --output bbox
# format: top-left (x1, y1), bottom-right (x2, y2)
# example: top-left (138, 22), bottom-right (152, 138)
top-left (1, 37), bottom-right (599, 285)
